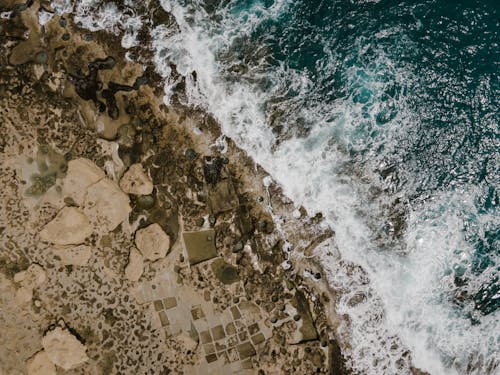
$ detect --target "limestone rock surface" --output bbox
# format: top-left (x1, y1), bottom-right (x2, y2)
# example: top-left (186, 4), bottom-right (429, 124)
top-left (119, 163), bottom-right (153, 195)
top-left (40, 207), bottom-right (92, 245)
top-left (135, 223), bottom-right (170, 261)
top-left (125, 247), bottom-right (143, 282)
top-left (42, 327), bottom-right (89, 370)
top-left (26, 351), bottom-right (56, 375)
top-left (52, 245), bottom-right (92, 266)
top-left (62, 158), bottom-right (105, 205)
top-left (14, 264), bottom-right (46, 304)
top-left (83, 178), bottom-right (131, 233)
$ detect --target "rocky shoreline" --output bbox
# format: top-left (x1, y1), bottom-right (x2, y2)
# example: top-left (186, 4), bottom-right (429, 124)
top-left (0, 1), bottom-right (357, 374)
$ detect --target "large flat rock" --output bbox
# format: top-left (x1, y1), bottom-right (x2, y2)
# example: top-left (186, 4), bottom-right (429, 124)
top-left (62, 158), bottom-right (105, 206)
top-left (39, 207), bottom-right (92, 246)
top-left (83, 178), bottom-right (131, 233)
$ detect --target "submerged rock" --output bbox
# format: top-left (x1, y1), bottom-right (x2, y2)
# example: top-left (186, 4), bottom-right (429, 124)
top-left (83, 178), bottom-right (131, 233)
top-left (124, 247), bottom-right (143, 281)
top-left (119, 163), bottom-right (153, 195)
top-left (42, 327), bottom-right (89, 370)
top-left (134, 223), bottom-right (170, 261)
top-left (40, 207), bottom-right (92, 246)
top-left (26, 350), bottom-right (56, 375)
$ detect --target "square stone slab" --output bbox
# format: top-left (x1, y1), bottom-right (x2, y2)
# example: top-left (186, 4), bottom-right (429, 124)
top-left (183, 230), bottom-right (218, 265)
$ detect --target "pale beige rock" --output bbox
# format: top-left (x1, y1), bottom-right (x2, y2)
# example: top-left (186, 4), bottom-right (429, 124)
top-left (42, 327), bottom-right (88, 370)
top-left (83, 178), bottom-right (131, 233)
top-left (15, 286), bottom-right (33, 305)
top-left (14, 264), bottom-right (46, 305)
top-left (135, 223), bottom-right (170, 261)
top-left (52, 245), bottom-right (92, 266)
top-left (62, 158), bottom-right (105, 206)
top-left (26, 351), bottom-right (56, 375)
top-left (119, 163), bottom-right (153, 195)
top-left (40, 207), bottom-right (92, 245)
top-left (124, 247), bottom-right (144, 282)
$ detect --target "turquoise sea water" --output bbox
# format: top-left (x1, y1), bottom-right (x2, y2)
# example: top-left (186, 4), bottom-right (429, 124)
top-left (154, 1), bottom-right (499, 373)
top-left (67, 0), bottom-right (499, 373)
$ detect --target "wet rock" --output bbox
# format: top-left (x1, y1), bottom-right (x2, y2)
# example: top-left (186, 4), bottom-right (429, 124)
top-left (203, 156), bottom-right (223, 185)
top-left (119, 163), bottom-right (153, 195)
top-left (182, 230), bottom-right (218, 265)
top-left (207, 180), bottom-right (239, 214)
top-left (26, 350), bottom-right (56, 375)
top-left (124, 247), bottom-right (143, 281)
top-left (42, 327), bottom-right (89, 370)
top-left (290, 291), bottom-right (318, 343)
top-left (136, 195), bottom-right (155, 209)
top-left (83, 178), bottom-right (131, 233)
top-left (62, 158), bottom-right (105, 206)
top-left (135, 223), bottom-right (170, 261)
top-left (40, 207), bottom-right (92, 246)
top-left (211, 258), bottom-right (239, 285)
top-left (52, 245), bottom-right (92, 266)
top-left (34, 50), bottom-right (48, 64)
top-left (184, 148), bottom-right (197, 161)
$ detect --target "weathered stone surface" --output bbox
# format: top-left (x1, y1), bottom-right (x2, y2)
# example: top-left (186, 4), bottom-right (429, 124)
top-left (52, 245), bottom-right (92, 266)
top-left (14, 264), bottom-right (46, 305)
top-left (182, 230), bottom-right (218, 265)
top-left (135, 224), bottom-right (170, 261)
top-left (62, 158), bottom-right (105, 206)
top-left (40, 207), bottom-right (92, 245)
top-left (125, 247), bottom-right (143, 281)
top-left (42, 327), bottom-right (89, 370)
top-left (83, 178), bottom-right (131, 233)
top-left (119, 163), bottom-right (153, 195)
top-left (26, 350), bottom-right (56, 375)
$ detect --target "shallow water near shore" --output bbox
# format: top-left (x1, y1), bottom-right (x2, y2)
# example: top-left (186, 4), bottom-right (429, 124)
top-left (65, 0), bottom-right (498, 373)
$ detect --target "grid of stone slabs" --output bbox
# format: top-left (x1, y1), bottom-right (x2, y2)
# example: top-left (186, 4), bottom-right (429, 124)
top-left (134, 271), bottom-right (272, 374)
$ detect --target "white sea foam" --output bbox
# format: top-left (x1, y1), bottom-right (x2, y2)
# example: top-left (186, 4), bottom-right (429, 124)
top-left (55, 1), bottom-right (499, 373)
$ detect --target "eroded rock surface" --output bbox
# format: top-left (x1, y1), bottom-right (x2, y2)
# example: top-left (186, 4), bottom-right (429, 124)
top-left (41, 327), bottom-right (89, 370)
top-left (26, 351), bottom-right (56, 375)
top-left (125, 247), bottom-right (143, 281)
